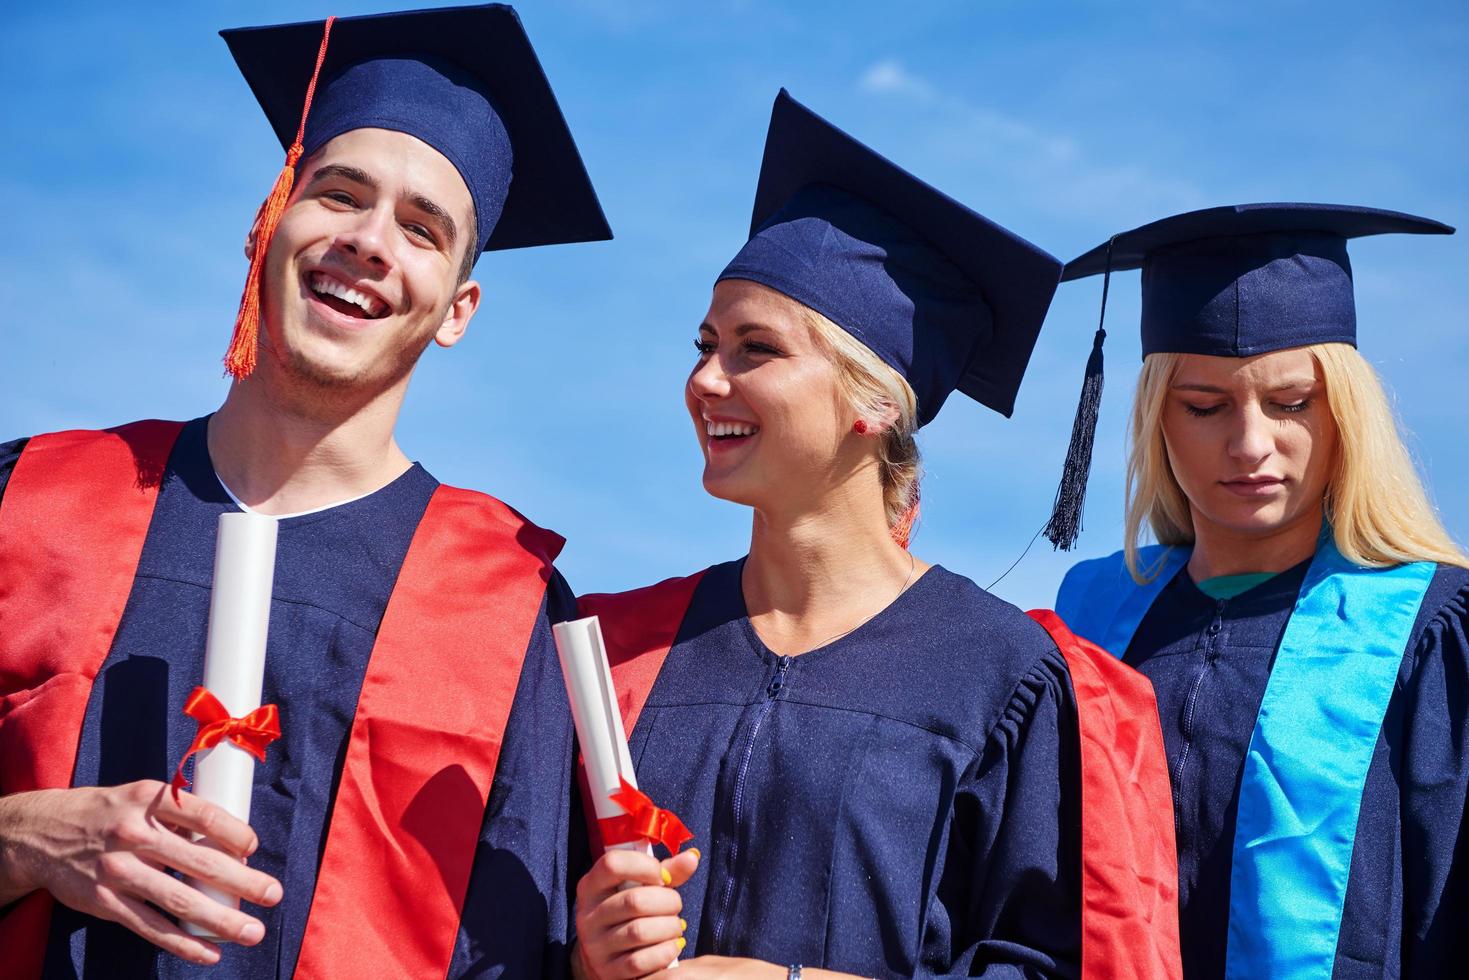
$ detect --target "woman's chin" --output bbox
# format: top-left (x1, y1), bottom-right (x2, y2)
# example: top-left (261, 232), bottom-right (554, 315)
top-left (700, 470), bottom-right (759, 508)
top-left (1199, 498), bottom-right (1305, 539)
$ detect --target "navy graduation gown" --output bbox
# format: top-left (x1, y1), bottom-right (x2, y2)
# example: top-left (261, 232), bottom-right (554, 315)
top-left (0, 420), bottom-right (577, 979)
top-left (1125, 559), bottom-right (1469, 978)
top-left (624, 560), bottom-right (1082, 978)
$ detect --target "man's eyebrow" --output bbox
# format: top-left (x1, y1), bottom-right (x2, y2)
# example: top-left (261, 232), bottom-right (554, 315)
top-left (407, 193), bottom-right (458, 249)
top-left (306, 163), bottom-right (378, 190)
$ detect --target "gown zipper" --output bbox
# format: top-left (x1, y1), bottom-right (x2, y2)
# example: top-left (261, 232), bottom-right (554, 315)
top-left (711, 654), bottom-right (792, 952)
top-left (1174, 598), bottom-right (1227, 841)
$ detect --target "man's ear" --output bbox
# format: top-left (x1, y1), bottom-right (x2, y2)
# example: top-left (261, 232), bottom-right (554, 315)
top-left (244, 226), bottom-right (258, 261)
top-left (434, 278), bottom-right (481, 349)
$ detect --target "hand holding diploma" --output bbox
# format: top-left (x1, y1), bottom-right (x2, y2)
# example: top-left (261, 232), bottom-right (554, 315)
top-left (0, 781), bottom-right (281, 966)
top-left (553, 617), bottom-right (698, 980)
top-left (0, 512), bottom-right (285, 966)
top-left (173, 512), bottom-right (283, 942)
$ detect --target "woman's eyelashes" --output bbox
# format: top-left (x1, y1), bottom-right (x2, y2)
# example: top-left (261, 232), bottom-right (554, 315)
top-left (1181, 397), bottom-right (1312, 418)
top-left (691, 337), bottom-right (784, 358)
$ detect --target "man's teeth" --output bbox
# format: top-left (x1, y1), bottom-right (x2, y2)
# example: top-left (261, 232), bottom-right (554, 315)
top-left (705, 421), bottom-right (759, 437)
top-left (310, 273), bottom-right (387, 317)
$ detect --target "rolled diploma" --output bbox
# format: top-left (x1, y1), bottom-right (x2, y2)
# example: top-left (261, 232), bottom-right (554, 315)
top-left (554, 619), bottom-right (683, 964)
top-left (551, 616), bottom-right (653, 862)
top-left (184, 511), bottom-right (278, 940)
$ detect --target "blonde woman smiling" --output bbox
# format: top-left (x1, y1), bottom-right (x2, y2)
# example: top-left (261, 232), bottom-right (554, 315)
top-left (1053, 204), bottom-right (1468, 979)
top-left (569, 92), bottom-right (1182, 980)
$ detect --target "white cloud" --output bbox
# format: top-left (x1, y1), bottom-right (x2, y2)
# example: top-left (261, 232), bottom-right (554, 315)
top-left (859, 59), bottom-right (936, 101)
top-left (854, 59), bottom-right (1207, 221)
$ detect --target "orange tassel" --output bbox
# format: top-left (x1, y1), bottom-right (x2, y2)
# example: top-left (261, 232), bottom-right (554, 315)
top-left (224, 150), bottom-right (302, 379)
top-left (223, 16), bottom-right (336, 380)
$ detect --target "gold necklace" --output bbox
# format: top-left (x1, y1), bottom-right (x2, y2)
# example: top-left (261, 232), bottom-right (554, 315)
top-left (812, 550), bottom-right (918, 650)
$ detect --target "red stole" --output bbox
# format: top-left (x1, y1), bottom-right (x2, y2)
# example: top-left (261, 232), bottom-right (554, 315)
top-left (578, 572), bottom-right (706, 735)
top-left (0, 421), bottom-right (183, 979)
top-left (574, 573), bottom-right (706, 855)
top-left (579, 573), bottom-right (1182, 980)
top-left (1027, 609), bottom-right (1182, 980)
top-left (0, 423), bottom-right (563, 980)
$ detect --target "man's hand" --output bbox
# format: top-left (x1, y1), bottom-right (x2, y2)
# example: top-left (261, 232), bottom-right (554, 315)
top-left (0, 780), bottom-right (282, 966)
top-left (572, 846), bottom-right (700, 980)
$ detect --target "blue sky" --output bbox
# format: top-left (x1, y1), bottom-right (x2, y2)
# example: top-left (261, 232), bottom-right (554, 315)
top-left (2, 0), bottom-right (1465, 609)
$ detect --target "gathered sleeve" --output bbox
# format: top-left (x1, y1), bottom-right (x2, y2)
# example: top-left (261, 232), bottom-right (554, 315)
top-left (925, 648), bottom-right (1082, 979)
top-left (1400, 571), bottom-right (1469, 970)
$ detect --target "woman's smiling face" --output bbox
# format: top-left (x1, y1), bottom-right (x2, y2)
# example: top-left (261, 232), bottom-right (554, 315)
top-left (685, 279), bottom-right (857, 514)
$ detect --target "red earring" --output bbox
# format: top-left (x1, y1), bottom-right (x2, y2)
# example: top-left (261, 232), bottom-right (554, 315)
top-left (853, 419), bottom-right (869, 435)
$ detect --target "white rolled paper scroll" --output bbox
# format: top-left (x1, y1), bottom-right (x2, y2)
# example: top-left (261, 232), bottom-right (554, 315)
top-left (551, 616), bottom-right (654, 861)
top-left (553, 617), bottom-right (682, 967)
top-left (185, 511), bottom-right (278, 940)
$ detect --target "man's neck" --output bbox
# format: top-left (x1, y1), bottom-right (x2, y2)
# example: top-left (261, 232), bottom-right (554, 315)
top-left (207, 372), bottom-right (413, 517)
top-left (1186, 506), bottom-right (1324, 582)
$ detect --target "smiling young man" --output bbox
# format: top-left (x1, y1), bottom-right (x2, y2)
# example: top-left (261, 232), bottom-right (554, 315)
top-left (0, 6), bottom-right (609, 978)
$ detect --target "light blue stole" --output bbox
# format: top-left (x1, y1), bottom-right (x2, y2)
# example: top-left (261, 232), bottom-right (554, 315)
top-left (1055, 537), bottom-right (1435, 980)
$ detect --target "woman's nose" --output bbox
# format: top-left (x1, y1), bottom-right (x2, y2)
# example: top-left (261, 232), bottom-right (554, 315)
top-left (1227, 404), bottom-right (1274, 465)
top-left (688, 351), bottom-right (732, 400)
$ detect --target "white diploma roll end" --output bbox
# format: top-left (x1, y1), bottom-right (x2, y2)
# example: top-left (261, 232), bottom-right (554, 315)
top-left (184, 512), bottom-right (278, 940)
top-left (553, 616), bottom-right (673, 965)
top-left (552, 617), bottom-right (653, 862)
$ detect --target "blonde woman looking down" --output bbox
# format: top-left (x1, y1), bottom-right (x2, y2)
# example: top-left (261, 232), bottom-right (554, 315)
top-left (1052, 204), bottom-right (1468, 979)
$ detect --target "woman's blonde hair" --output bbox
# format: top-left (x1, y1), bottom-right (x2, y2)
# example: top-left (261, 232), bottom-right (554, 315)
top-left (1125, 342), bottom-right (1466, 579)
top-left (801, 307), bottom-right (923, 545)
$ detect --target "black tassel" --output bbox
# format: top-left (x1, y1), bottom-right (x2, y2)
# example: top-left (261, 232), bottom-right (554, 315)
top-left (1043, 238), bottom-right (1116, 551)
top-left (1043, 327), bottom-right (1105, 550)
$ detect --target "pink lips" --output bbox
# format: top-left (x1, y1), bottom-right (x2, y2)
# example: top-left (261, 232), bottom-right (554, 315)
top-left (1220, 475), bottom-right (1287, 497)
top-left (706, 431), bottom-right (757, 454)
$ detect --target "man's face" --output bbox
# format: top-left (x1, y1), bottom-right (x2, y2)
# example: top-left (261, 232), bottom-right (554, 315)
top-left (257, 127), bottom-right (479, 392)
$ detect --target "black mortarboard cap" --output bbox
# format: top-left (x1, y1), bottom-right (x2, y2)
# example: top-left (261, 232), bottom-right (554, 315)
top-left (222, 4), bottom-right (611, 254)
top-left (1043, 202), bottom-right (1454, 550)
top-left (717, 90), bottom-right (1062, 425)
top-left (1064, 203), bottom-right (1453, 357)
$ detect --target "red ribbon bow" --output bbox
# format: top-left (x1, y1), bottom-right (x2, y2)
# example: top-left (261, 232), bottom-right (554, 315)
top-left (598, 776), bottom-right (694, 855)
top-left (170, 686), bottom-right (282, 798)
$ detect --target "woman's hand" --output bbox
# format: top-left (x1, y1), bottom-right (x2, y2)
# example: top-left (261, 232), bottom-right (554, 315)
top-left (573, 846), bottom-right (699, 980)
top-left (645, 960), bottom-right (858, 980)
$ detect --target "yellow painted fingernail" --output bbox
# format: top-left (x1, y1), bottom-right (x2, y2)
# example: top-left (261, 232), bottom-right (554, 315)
top-left (677, 937), bottom-right (686, 951)
top-left (679, 918), bottom-right (687, 932)
top-left (661, 867), bottom-right (672, 885)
